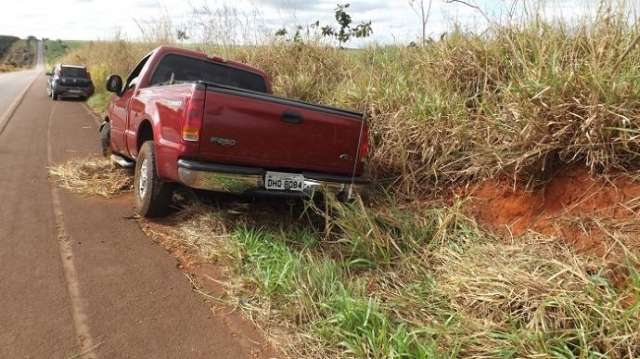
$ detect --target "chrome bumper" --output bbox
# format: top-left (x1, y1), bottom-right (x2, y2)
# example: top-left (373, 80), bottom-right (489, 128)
top-left (177, 159), bottom-right (367, 198)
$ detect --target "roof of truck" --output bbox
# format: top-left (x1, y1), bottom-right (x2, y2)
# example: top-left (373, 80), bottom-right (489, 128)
top-left (59, 64), bottom-right (87, 68)
top-left (152, 46), bottom-right (268, 81)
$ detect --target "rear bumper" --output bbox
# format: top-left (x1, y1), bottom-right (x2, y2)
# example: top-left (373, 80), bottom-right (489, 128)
top-left (177, 159), bottom-right (368, 198)
top-left (53, 85), bottom-right (94, 97)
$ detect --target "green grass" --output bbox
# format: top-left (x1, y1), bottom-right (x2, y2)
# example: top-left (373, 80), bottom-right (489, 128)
top-left (213, 199), bottom-right (640, 358)
top-left (229, 225), bottom-right (446, 358)
top-left (86, 92), bottom-right (110, 114)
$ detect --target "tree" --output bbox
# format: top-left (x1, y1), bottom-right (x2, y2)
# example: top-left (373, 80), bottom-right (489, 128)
top-left (321, 3), bottom-right (373, 48)
top-left (409, 0), bottom-right (433, 46)
top-left (176, 29), bottom-right (189, 42)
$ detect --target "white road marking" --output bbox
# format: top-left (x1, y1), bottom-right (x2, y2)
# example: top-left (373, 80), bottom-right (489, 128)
top-left (46, 102), bottom-right (100, 358)
top-left (0, 40), bottom-right (44, 137)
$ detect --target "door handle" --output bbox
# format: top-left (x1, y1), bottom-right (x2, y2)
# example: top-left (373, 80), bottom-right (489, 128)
top-left (281, 111), bottom-right (303, 124)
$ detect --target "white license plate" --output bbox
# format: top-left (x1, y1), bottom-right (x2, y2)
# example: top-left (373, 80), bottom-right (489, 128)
top-left (265, 172), bottom-right (304, 192)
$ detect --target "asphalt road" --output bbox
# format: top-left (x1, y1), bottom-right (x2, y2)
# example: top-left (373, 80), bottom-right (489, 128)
top-left (0, 44), bottom-right (274, 358)
top-left (0, 41), bottom-right (42, 125)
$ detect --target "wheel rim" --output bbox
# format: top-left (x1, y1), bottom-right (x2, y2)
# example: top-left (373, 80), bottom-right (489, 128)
top-left (138, 158), bottom-right (149, 199)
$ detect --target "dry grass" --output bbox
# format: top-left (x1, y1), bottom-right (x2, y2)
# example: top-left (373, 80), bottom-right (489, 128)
top-left (64, 9), bottom-right (640, 198)
top-left (48, 157), bottom-right (133, 198)
top-left (131, 197), bottom-right (640, 358)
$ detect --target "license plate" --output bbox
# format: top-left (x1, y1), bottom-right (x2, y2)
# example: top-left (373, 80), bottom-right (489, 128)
top-left (265, 172), bottom-right (304, 192)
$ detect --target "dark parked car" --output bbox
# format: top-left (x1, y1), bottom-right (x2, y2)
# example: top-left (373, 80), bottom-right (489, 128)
top-left (47, 64), bottom-right (94, 100)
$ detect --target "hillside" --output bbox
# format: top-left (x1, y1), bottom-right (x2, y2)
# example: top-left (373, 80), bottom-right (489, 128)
top-left (0, 36), bottom-right (36, 72)
top-left (0, 35), bottom-right (19, 58)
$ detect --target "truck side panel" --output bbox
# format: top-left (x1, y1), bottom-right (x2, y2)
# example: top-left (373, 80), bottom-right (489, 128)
top-left (132, 84), bottom-right (199, 181)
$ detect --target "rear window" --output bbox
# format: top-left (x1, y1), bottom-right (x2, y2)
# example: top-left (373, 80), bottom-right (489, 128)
top-left (150, 54), bottom-right (267, 93)
top-left (61, 67), bottom-right (88, 78)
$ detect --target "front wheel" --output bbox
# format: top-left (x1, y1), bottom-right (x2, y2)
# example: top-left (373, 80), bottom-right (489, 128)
top-left (99, 121), bottom-right (111, 157)
top-left (134, 141), bottom-right (174, 217)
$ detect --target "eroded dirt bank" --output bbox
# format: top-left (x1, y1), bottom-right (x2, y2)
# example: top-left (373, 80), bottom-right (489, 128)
top-left (465, 167), bottom-right (640, 256)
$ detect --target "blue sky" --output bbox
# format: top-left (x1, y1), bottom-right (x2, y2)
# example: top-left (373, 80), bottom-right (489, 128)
top-left (0, 0), bottom-right (620, 45)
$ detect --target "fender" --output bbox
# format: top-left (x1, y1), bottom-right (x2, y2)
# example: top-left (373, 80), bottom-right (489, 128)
top-left (136, 96), bottom-right (195, 183)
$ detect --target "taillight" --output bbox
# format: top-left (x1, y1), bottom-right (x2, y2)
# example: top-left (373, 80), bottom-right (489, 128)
top-left (182, 84), bottom-right (206, 142)
top-left (358, 124), bottom-right (369, 162)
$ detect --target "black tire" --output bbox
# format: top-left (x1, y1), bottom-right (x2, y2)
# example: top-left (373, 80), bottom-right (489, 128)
top-left (134, 141), bottom-right (174, 218)
top-left (51, 91), bottom-right (58, 101)
top-left (99, 122), bottom-right (111, 157)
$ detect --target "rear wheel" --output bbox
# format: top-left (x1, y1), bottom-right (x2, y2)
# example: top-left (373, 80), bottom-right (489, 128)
top-left (134, 141), bottom-right (174, 217)
top-left (51, 90), bottom-right (58, 101)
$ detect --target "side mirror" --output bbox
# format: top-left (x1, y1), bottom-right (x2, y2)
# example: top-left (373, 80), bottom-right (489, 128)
top-left (46, 71), bottom-right (52, 76)
top-left (106, 74), bottom-right (123, 95)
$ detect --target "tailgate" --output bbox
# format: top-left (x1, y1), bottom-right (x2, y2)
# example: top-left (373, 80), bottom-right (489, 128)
top-left (198, 85), bottom-right (364, 176)
top-left (59, 77), bottom-right (92, 88)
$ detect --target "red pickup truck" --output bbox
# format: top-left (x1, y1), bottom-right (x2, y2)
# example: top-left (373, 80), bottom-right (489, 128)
top-left (100, 46), bottom-right (368, 217)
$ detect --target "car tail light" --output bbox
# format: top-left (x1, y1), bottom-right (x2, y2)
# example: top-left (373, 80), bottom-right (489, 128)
top-left (182, 84), bottom-right (206, 142)
top-left (358, 124), bottom-right (369, 162)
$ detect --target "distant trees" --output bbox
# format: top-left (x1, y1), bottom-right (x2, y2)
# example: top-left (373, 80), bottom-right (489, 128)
top-left (409, 0), bottom-right (433, 46)
top-left (275, 3), bottom-right (373, 47)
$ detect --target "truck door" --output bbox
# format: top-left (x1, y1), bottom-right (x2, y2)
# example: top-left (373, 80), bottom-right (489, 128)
top-left (109, 55), bottom-right (150, 157)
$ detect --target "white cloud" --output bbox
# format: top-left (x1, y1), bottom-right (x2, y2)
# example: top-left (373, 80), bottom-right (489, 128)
top-left (0, 0), bottom-right (620, 45)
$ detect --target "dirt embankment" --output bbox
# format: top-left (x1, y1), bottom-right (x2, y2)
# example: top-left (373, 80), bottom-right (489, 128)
top-left (465, 167), bottom-right (640, 256)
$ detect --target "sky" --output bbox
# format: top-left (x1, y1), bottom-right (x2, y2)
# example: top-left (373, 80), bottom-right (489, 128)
top-left (0, 0), bottom-right (630, 46)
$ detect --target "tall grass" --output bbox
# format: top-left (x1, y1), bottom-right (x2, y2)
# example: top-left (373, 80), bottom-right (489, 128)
top-left (64, 7), bottom-right (640, 196)
top-left (141, 195), bottom-right (639, 358)
top-left (231, 16), bottom-right (640, 195)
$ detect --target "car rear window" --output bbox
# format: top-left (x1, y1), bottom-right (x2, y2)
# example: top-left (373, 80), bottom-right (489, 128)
top-left (61, 67), bottom-right (88, 78)
top-left (150, 54), bottom-right (267, 93)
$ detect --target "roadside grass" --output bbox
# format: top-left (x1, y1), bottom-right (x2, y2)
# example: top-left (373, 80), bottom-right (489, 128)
top-left (63, 10), bottom-right (640, 198)
top-left (106, 161), bottom-right (634, 359)
top-left (48, 157), bottom-right (133, 198)
top-left (44, 39), bottom-right (87, 67)
top-left (143, 195), bottom-right (640, 358)
top-left (86, 92), bottom-right (111, 114)
top-left (47, 152), bottom-right (640, 358)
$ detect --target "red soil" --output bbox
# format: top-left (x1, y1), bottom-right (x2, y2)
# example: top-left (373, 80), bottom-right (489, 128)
top-left (465, 167), bottom-right (640, 256)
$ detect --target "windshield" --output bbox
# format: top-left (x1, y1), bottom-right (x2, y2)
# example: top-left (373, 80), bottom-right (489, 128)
top-left (150, 54), bottom-right (267, 93)
top-left (61, 67), bottom-right (88, 78)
